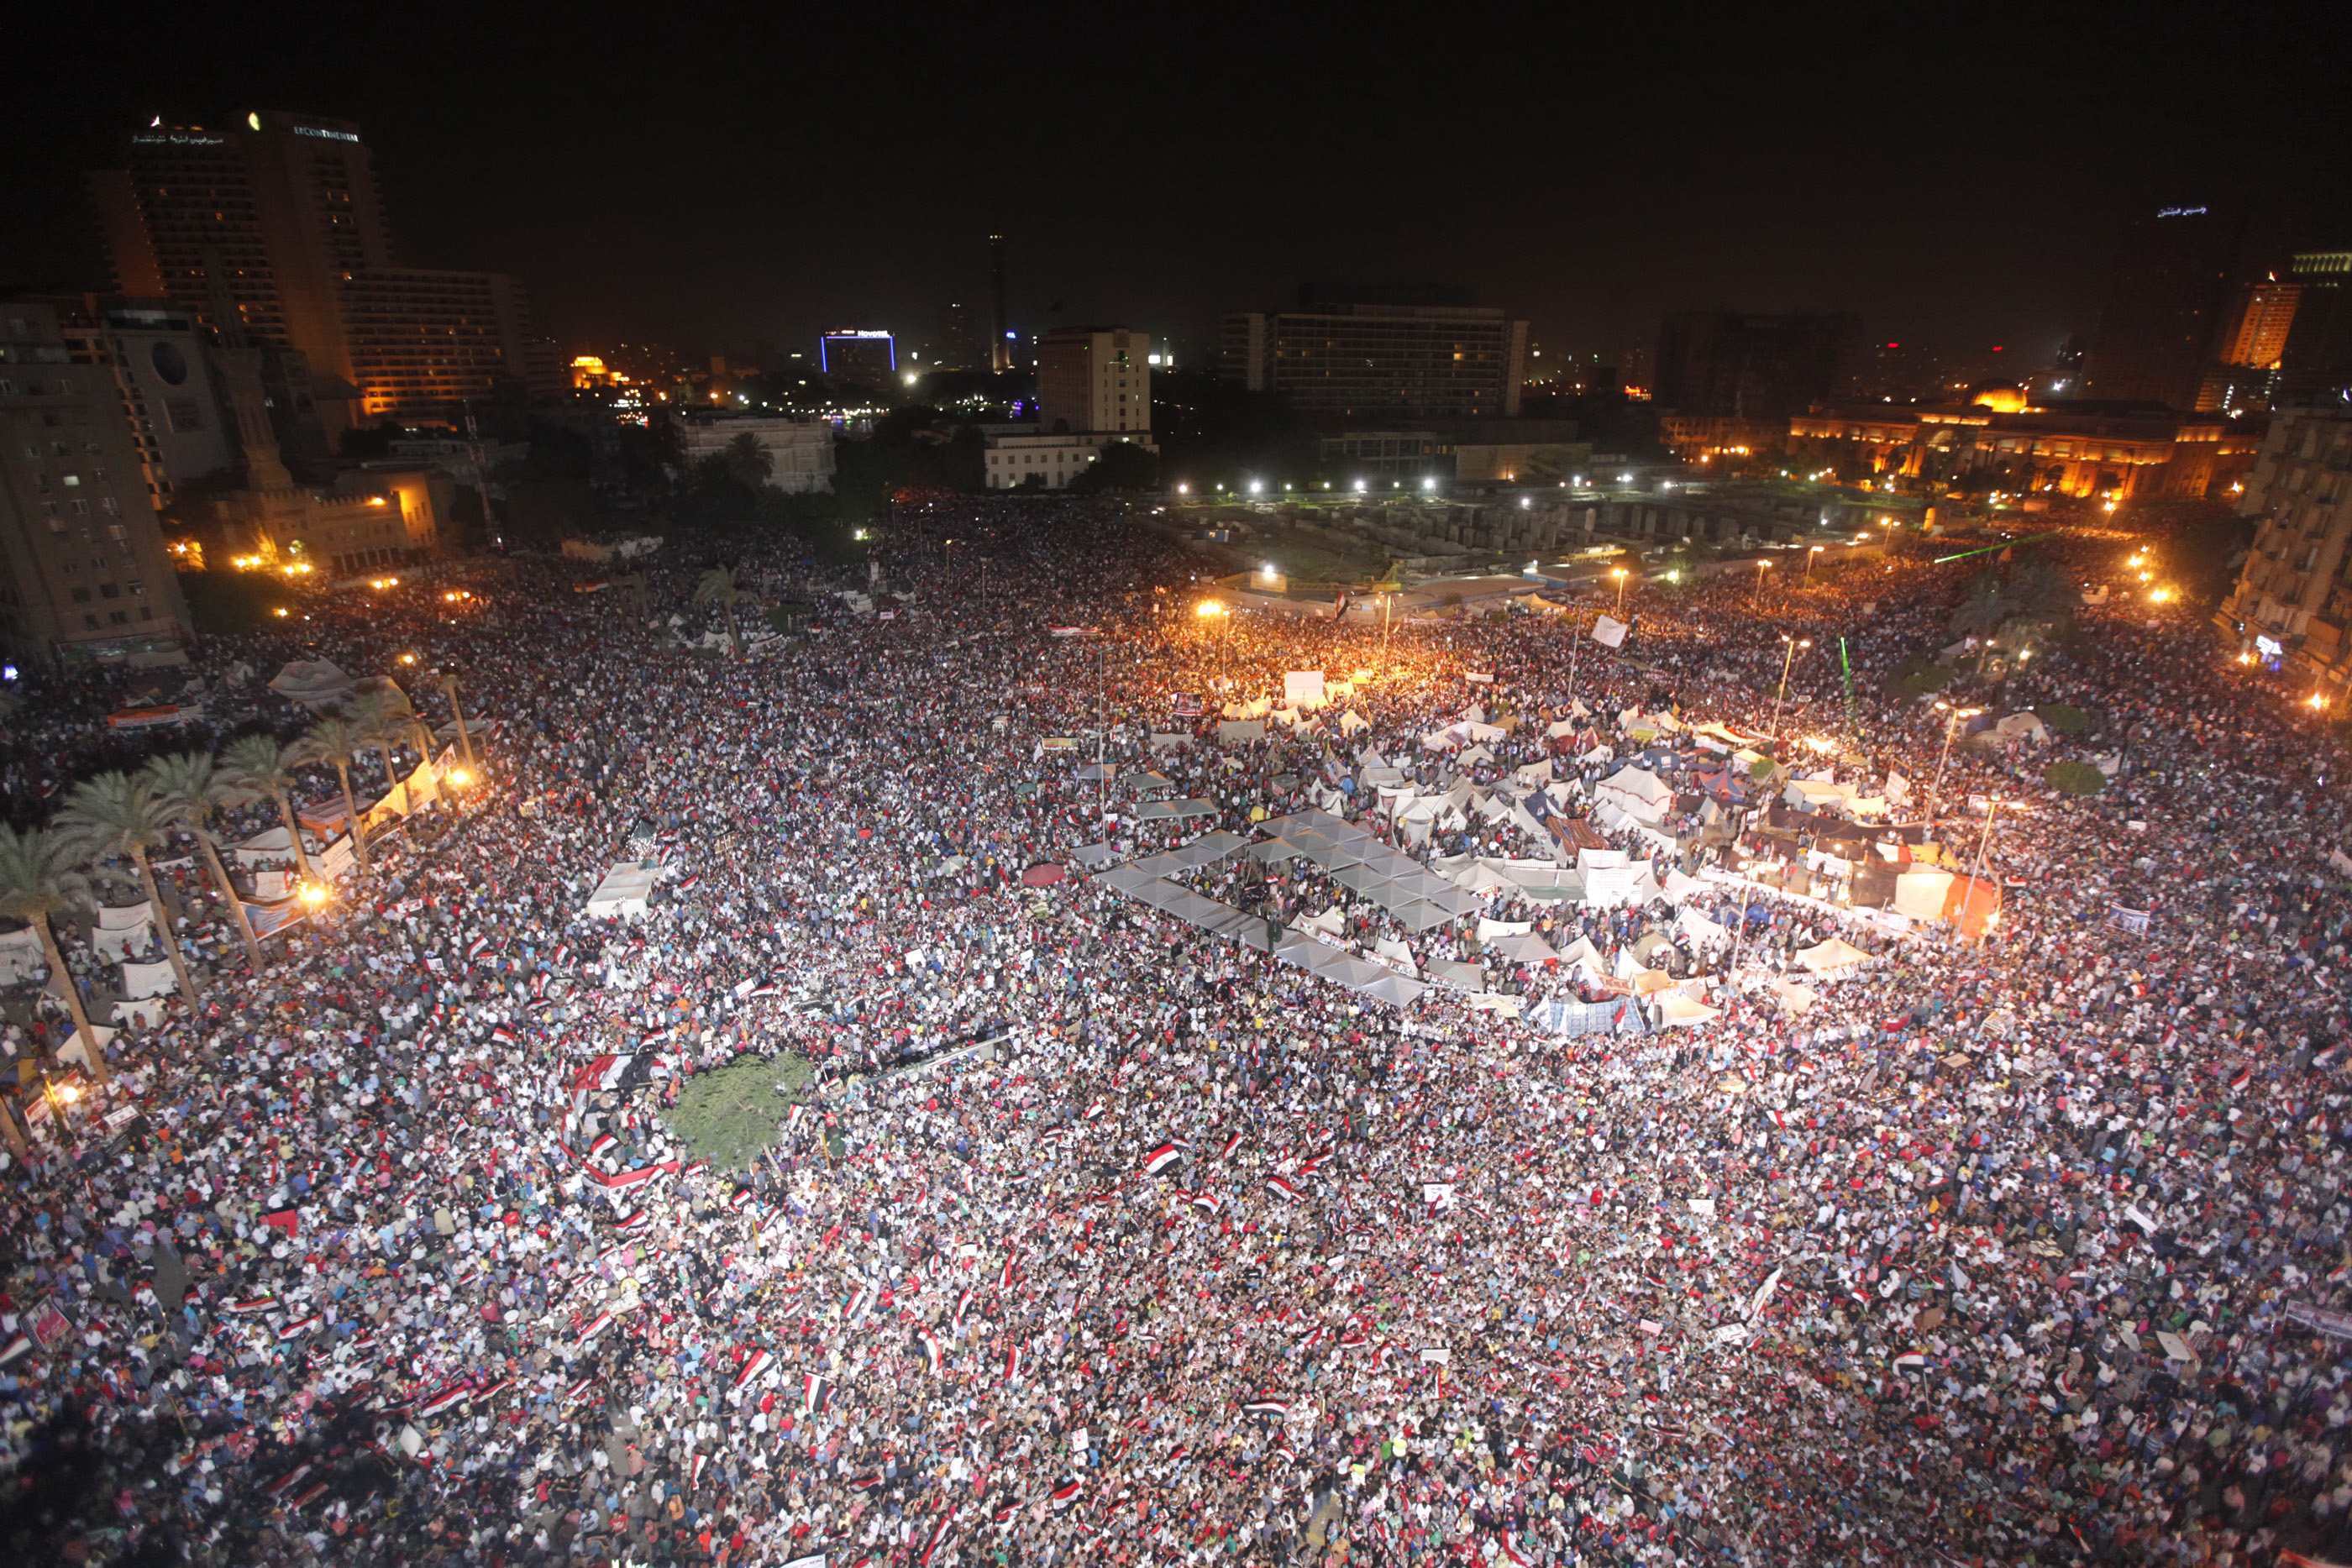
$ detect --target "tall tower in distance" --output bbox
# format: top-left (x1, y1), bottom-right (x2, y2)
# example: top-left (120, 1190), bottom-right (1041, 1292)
top-left (989, 233), bottom-right (1012, 373)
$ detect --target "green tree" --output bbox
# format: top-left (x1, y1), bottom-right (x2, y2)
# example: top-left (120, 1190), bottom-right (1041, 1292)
top-left (57, 771), bottom-right (200, 1007)
top-left (349, 684), bottom-right (427, 782)
top-left (221, 733), bottom-right (314, 884)
top-left (0, 823), bottom-right (102, 1085)
top-left (1066, 443), bottom-right (1161, 493)
top-left (292, 716), bottom-right (370, 874)
top-left (695, 564), bottom-right (745, 658)
top-left (145, 753), bottom-right (262, 971)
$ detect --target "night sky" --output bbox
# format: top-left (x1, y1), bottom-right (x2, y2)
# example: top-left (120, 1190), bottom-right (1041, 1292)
top-left (8, 3), bottom-right (2347, 367)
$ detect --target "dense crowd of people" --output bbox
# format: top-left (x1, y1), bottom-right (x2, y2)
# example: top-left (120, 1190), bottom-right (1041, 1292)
top-left (2, 495), bottom-right (2348, 1566)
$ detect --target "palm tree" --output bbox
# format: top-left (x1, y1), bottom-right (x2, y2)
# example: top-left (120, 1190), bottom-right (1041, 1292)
top-left (293, 716), bottom-right (370, 874)
top-left (695, 564), bottom-right (745, 658)
top-left (57, 771), bottom-right (200, 1008)
top-left (435, 669), bottom-right (476, 770)
top-left (221, 733), bottom-right (314, 884)
top-left (145, 752), bottom-right (261, 971)
top-left (722, 432), bottom-right (774, 491)
top-left (0, 823), bottom-right (103, 1086)
top-left (348, 685), bottom-right (422, 793)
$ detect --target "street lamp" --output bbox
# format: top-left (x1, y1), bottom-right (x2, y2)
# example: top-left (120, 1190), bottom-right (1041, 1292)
top-left (1927, 701), bottom-right (1982, 833)
top-left (1803, 543), bottom-right (1824, 584)
top-left (1610, 566), bottom-right (1630, 614)
top-left (1247, 479), bottom-right (1264, 496)
top-left (1753, 558), bottom-right (1772, 606)
top-left (1195, 599), bottom-right (1231, 685)
top-left (1771, 635), bottom-right (1812, 738)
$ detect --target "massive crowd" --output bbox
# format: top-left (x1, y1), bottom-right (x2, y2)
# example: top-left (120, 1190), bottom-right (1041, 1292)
top-left (2, 496), bottom-right (2349, 1567)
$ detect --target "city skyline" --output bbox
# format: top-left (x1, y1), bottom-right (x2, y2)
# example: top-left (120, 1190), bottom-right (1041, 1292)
top-left (5, 8), bottom-right (2348, 368)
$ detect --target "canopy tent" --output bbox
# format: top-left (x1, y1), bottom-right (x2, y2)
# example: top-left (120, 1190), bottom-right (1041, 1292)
top-left (1595, 765), bottom-right (1673, 825)
top-left (1556, 935), bottom-right (1607, 975)
top-left (1020, 863), bottom-right (1068, 887)
top-left (120, 957), bottom-right (176, 999)
top-left (1992, 712), bottom-right (2050, 744)
top-left (586, 860), bottom-right (660, 920)
top-left (1338, 710), bottom-right (1372, 735)
top-left (268, 658), bottom-right (357, 710)
top-left (0, 925), bottom-right (44, 986)
top-left (92, 920), bottom-right (155, 963)
top-left (1216, 720), bottom-right (1266, 745)
top-left (1580, 863), bottom-right (1653, 910)
top-left (1134, 799), bottom-right (1217, 821)
top-left (1794, 936), bottom-right (1872, 976)
top-left (1675, 906), bottom-right (1729, 949)
top-left (1656, 990), bottom-right (1723, 1028)
top-left (1068, 842), bottom-right (1121, 871)
top-left (1770, 978), bottom-right (1820, 1014)
top-left (1426, 958), bottom-right (1486, 991)
top-left (1488, 932), bottom-right (1561, 965)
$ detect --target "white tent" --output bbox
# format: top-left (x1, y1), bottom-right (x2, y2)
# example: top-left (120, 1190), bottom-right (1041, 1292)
top-left (0, 926), bottom-right (43, 986)
top-left (1656, 991), bottom-right (1722, 1028)
top-left (1217, 720), bottom-right (1267, 745)
top-left (1372, 936), bottom-right (1419, 975)
top-left (113, 995), bottom-right (171, 1030)
top-left (92, 920), bottom-right (154, 962)
top-left (1595, 765), bottom-right (1672, 825)
top-left (232, 826), bottom-right (302, 868)
top-left (1893, 868), bottom-right (1954, 921)
top-left (56, 1025), bottom-right (118, 1071)
top-left (1284, 670), bottom-right (1327, 709)
top-left (1581, 863), bottom-right (1650, 909)
top-left (1770, 978), bottom-right (1820, 1014)
top-left (1676, 906), bottom-right (1729, 949)
top-left (1795, 936), bottom-right (1872, 976)
top-left (586, 861), bottom-right (659, 920)
top-left (1992, 712), bottom-right (2050, 744)
top-left (1556, 935), bottom-right (1607, 975)
top-left (1339, 710), bottom-right (1372, 736)
top-left (1489, 932), bottom-right (1561, 965)
top-left (1290, 908), bottom-right (1347, 940)
top-left (268, 658), bottom-right (357, 710)
top-left (1514, 758), bottom-right (1554, 787)
top-left (97, 900), bottom-right (152, 930)
top-left (1785, 778), bottom-right (1854, 810)
top-left (120, 958), bottom-right (176, 999)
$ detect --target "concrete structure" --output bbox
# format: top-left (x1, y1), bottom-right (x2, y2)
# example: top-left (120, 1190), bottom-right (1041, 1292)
top-left (1318, 431), bottom-right (1445, 485)
top-left (1655, 311), bottom-right (1857, 427)
top-left (92, 112), bottom-right (553, 427)
top-left (1219, 302), bottom-right (1529, 419)
top-left (1037, 327), bottom-right (1152, 437)
top-left (669, 412), bottom-right (835, 494)
top-left (983, 431), bottom-right (1154, 490)
top-left (56, 297), bottom-right (238, 506)
top-left (342, 269), bottom-right (554, 420)
top-left (2216, 406), bottom-right (2352, 695)
top-left (2086, 205), bottom-right (2241, 410)
top-left (1787, 394), bottom-right (2259, 501)
top-left (820, 330), bottom-right (897, 389)
top-left (989, 234), bottom-right (1012, 374)
top-left (2277, 247), bottom-right (2352, 406)
top-left (0, 300), bottom-right (192, 667)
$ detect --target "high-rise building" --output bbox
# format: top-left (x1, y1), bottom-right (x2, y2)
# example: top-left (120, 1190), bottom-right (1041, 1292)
top-left (0, 300), bottom-right (194, 667)
top-left (2086, 205), bottom-right (2242, 409)
top-left (1037, 328), bottom-right (1152, 436)
top-left (819, 330), bottom-right (898, 389)
top-left (2217, 405), bottom-right (2352, 695)
top-left (989, 234), bottom-right (1012, 374)
top-left (941, 302), bottom-right (982, 370)
top-left (341, 270), bottom-right (555, 420)
top-left (56, 297), bottom-right (238, 506)
top-left (1217, 301), bottom-right (1530, 419)
top-left (92, 112), bottom-right (550, 425)
top-left (1653, 311), bottom-right (1858, 423)
top-left (2276, 247), bottom-right (2352, 406)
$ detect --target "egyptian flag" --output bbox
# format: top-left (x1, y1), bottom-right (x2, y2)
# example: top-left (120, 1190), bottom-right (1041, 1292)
top-left (1168, 1443), bottom-right (1190, 1466)
top-left (1141, 1141), bottom-right (1189, 1177)
top-left (1003, 1343), bottom-right (1023, 1385)
top-left (578, 1311), bottom-right (619, 1346)
top-left (614, 1209), bottom-right (649, 1234)
top-left (291, 1481), bottom-right (329, 1509)
top-left (846, 1283), bottom-right (879, 1324)
top-left (415, 1383), bottom-right (471, 1418)
top-left (1241, 1397), bottom-right (1289, 1419)
top-left (849, 1474), bottom-right (884, 1492)
top-left (953, 1287), bottom-right (974, 1327)
top-left (1339, 1325), bottom-right (1369, 1350)
top-left (0, 1335), bottom-right (32, 1368)
top-left (1498, 1531), bottom-right (1534, 1566)
top-left (918, 1510), bottom-right (957, 1565)
top-left (918, 1329), bottom-right (943, 1376)
top-left (467, 936), bottom-right (492, 962)
top-left (999, 1251), bottom-right (1017, 1289)
top-left (475, 1376), bottom-right (515, 1403)
top-left (585, 1132), bottom-right (617, 1160)
top-left (677, 873), bottom-right (702, 894)
top-left (780, 1555), bottom-right (829, 1568)
top-left (1893, 1352), bottom-right (1928, 1374)
top-left (802, 1372), bottom-right (834, 1414)
top-left (1266, 1176), bottom-right (1299, 1204)
top-left (690, 1453), bottom-right (707, 1492)
top-left (276, 1314), bottom-right (322, 1341)
top-left (1049, 1478), bottom-right (1084, 1513)
top-left (733, 1348), bottom-right (774, 1389)
top-left (1040, 1126), bottom-right (1071, 1146)
top-left (1189, 1192), bottom-right (1222, 1216)
top-left (490, 1025), bottom-right (518, 1046)
top-left (1219, 1130), bottom-right (1244, 1161)
top-left (225, 1295), bottom-right (280, 1317)
top-left (267, 1464), bottom-right (312, 1500)
top-left (2229, 1065), bottom-right (2252, 1093)
top-left (564, 1374), bottom-right (596, 1406)
top-left (1084, 1099), bottom-right (1107, 1121)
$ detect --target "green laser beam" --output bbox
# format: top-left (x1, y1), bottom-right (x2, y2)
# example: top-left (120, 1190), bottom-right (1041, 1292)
top-left (1932, 530), bottom-right (2066, 564)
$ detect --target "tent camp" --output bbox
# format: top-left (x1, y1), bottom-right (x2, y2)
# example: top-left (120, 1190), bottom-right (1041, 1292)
top-left (268, 658), bottom-right (358, 710)
top-left (1656, 990), bottom-right (1723, 1028)
top-left (586, 861), bottom-right (660, 919)
top-left (0, 925), bottom-right (43, 986)
top-left (1770, 978), bottom-right (1820, 1014)
top-left (1594, 765), bottom-right (1672, 825)
top-left (1893, 867), bottom-right (1954, 921)
top-left (1992, 712), bottom-right (2050, 745)
top-left (1794, 936), bottom-right (1872, 976)
top-left (121, 957), bottom-right (176, 999)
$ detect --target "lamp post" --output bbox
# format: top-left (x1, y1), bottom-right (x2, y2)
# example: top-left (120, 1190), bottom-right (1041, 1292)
top-left (1803, 544), bottom-right (1824, 584)
top-left (1770, 635), bottom-right (1811, 740)
top-left (1926, 701), bottom-right (1982, 835)
top-left (1611, 567), bottom-right (1630, 616)
top-left (1753, 558), bottom-right (1772, 607)
top-left (1963, 797), bottom-right (2010, 937)
top-left (1195, 600), bottom-right (1229, 688)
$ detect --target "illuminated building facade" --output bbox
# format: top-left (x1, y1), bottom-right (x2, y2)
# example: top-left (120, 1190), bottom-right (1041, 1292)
top-left (2217, 406), bottom-right (2352, 695)
top-left (982, 431), bottom-right (1153, 490)
top-left (669, 412), bottom-right (835, 494)
top-left (819, 330), bottom-right (897, 389)
top-left (1037, 327), bottom-right (1152, 437)
top-left (1219, 302), bottom-right (1529, 419)
top-left (0, 300), bottom-right (192, 667)
top-left (1787, 391), bottom-right (2259, 501)
top-left (342, 270), bottom-right (554, 419)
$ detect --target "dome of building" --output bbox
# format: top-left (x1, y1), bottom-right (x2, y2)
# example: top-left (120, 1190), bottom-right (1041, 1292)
top-left (1969, 384), bottom-right (2032, 414)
